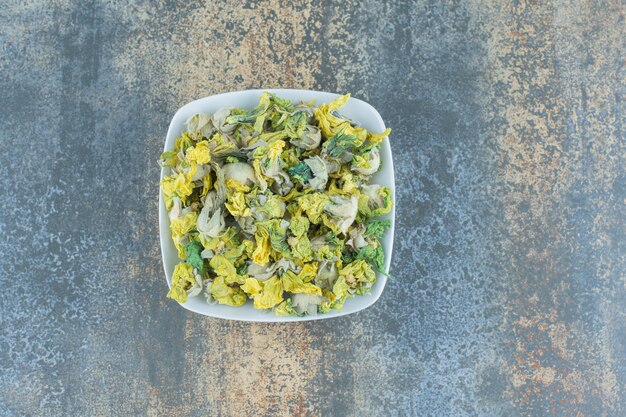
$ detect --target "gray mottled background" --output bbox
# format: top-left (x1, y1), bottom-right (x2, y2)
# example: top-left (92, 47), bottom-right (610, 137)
top-left (1, 1), bottom-right (624, 416)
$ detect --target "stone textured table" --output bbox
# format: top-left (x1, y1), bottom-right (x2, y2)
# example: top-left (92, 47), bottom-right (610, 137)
top-left (1, 1), bottom-right (624, 416)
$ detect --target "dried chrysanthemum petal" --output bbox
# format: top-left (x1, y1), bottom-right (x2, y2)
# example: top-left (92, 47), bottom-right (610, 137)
top-left (160, 93), bottom-right (392, 316)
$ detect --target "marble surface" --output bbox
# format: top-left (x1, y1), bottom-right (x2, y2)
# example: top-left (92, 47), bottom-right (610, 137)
top-left (1, 1), bottom-right (624, 416)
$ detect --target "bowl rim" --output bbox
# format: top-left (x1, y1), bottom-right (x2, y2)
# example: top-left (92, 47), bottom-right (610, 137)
top-left (159, 88), bottom-right (395, 322)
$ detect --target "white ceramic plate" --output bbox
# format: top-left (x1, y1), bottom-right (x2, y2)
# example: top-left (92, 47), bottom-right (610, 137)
top-left (159, 89), bottom-right (395, 321)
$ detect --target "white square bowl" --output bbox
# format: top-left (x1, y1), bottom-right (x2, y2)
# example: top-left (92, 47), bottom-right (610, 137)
top-left (159, 89), bottom-right (395, 322)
